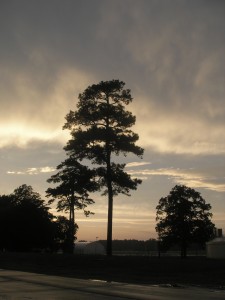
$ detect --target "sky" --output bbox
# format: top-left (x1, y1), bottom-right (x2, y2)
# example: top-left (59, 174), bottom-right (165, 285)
top-left (0, 0), bottom-right (225, 241)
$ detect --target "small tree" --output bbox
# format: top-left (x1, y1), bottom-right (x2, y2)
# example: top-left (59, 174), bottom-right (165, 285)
top-left (156, 185), bottom-right (215, 258)
top-left (63, 80), bottom-right (144, 256)
top-left (46, 156), bottom-right (98, 253)
top-left (53, 215), bottom-right (79, 252)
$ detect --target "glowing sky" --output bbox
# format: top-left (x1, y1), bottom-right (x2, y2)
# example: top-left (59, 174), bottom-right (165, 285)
top-left (0, 0), bottom-right (224, 241)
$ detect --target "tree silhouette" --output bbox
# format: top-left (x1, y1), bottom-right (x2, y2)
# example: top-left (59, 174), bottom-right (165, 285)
top-left (0, 194), bottom-right (15, 250)
top-left (46, 156), bottom-right (98, 253)
top-left (156, 185), bottom-right (215, 258)
top-left (64, 80), bottom-right (143, 256)
top-left (53, 215), bottom-right (79, 253)
top-left (0, 184), bottom-right (55, 251)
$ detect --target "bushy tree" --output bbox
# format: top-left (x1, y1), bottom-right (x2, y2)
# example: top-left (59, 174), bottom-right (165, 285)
top-left (156, 185), bottom-right (215, 257)
top-left (0, 185), bottom-right (54, 251)
top-left (63, 80), bottom-right (144, 255)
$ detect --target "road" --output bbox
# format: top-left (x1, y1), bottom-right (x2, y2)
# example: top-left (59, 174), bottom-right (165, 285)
top-left (0, 269), bottom-right (224, 299)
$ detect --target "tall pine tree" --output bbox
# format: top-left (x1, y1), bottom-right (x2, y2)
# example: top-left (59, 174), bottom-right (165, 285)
top-left (64, 80), bottom-right (144, 256)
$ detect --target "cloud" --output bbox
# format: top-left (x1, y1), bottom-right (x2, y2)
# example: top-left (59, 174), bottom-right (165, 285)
top-left (134, 111), bottom-right (225, 155)
top-left (128, 166), bottom-right (225, 193)
top-left (126, 161), bottom-right (151, 168)
top-left (7, 166), bottom-right (55, 175)
top-left (0, 124), bottom-right (65, 148)
top-left (7, 171), bottom-right (24, 175)
top-left (119, 1), bottom-right (225, 155)
top-left (0, 66), bottom-right (94, 148)
top-left (0, 0), bottom-right (224, 155)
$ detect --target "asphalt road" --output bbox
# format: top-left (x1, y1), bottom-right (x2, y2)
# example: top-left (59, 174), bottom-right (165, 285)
top-left (0, 269), bottom-right (224, 300)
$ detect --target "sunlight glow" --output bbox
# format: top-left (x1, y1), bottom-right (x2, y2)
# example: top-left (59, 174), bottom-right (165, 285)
top-left (126, 161), bottom-right (152, 167)
top-left (0, 123), bottom-right (67, 147)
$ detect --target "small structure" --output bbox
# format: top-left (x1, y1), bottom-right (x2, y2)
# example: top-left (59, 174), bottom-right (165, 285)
top-left (74, 241), bottom-right (106, 255)
top-left (206, 229), bottom-right (225, 259)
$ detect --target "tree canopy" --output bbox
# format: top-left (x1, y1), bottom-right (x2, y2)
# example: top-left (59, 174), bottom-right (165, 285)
top-left (46, 156), bottom-right (98, 253)
top-left (155, 185), bottom-right (215, 257)
top-left (0, 185), bottom-right (54, 251)
top-left (0, 184), bottom-right (75, 252)
top-left (53, 215), bottom-right (79, 253)
top-left (63, 80), bottom-right (144, 255)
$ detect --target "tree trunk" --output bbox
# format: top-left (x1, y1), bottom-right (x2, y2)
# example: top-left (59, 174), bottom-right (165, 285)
top-left (68, 199), bottom-right (75, 254)
top-left (107, 189), bottom-right (113, 256)
top-left (106, 161), bottom-right (113, 256)
top-left (106, 95), bottom-right (113, 256)
top-left (181, 239), bottom-right (187, 258)
top-left (106, 142), bottom-right (113, 256)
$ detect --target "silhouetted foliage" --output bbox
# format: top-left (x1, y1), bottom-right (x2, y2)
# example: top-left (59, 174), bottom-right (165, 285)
top-left (0, 185), bottom-right (74, 252)
top-left (46, 156), bottom-right (98, 253)
top-left (53, 215), bottom-right (78, 253)
top-left (156, 185), bottom-right (215, 258)
top-left (64, 80), bottom-right (144, 256)
top-left (0, 185), bottom-right (54, 251)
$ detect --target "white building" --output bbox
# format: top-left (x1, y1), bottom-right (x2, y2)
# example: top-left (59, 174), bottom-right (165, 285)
top-left (74, 241), bottom-right (106, 255)
top-left (206, 229), bottom-right (225, 259)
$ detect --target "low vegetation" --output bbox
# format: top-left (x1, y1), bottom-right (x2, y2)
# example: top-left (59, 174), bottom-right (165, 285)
top-left (0, 253), bottom-right (224, 288)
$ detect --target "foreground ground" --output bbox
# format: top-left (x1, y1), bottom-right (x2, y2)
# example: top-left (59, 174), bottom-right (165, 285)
top-left (0, 253), bottom-right (224, 288)
top-left (1, 269), bottom-right (225, 300)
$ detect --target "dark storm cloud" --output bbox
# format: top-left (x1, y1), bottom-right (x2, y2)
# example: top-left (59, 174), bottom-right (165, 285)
top-left (1, 0), bottom-right (224, 153)
top-left (0, 0), bottom-right (118, 78)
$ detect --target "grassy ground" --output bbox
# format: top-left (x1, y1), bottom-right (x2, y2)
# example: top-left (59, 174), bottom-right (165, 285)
top-left (0, 253), bottom-right (224, 288)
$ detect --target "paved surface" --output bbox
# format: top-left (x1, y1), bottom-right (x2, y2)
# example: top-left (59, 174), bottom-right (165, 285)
top-left (0, 269), bottom-right (225, 299)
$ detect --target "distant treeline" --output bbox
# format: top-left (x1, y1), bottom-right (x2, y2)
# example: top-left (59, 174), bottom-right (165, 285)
top-left (97, 239), bottom-right (205, 255)
top-left (99, 239), bottom-right (158, 253)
